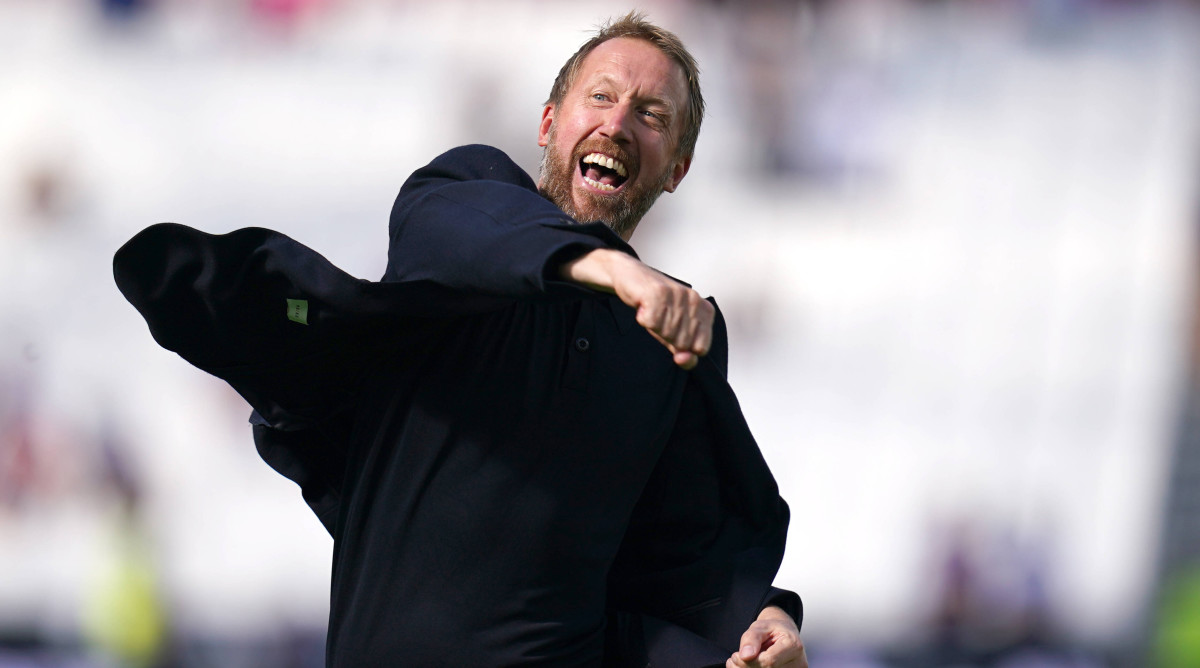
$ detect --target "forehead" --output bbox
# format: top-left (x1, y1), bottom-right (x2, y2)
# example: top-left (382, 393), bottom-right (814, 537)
top-left (573, 37), bottom-right (688, 108)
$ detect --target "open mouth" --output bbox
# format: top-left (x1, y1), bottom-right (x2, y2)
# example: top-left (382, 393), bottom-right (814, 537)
top-left (579, 152), bottom-right (629, 193)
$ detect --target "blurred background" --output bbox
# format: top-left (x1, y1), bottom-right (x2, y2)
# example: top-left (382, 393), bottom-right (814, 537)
top-left (2, 0), bottom-right (1199, 666)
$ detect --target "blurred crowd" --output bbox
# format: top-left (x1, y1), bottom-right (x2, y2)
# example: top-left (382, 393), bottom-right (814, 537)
top-left (3, 0), bottom-right (1200, 666)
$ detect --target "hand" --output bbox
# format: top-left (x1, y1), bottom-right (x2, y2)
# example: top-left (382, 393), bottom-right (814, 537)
top-left (561, 249), bottom-right (713, 369)
top-left (726, 606), bottom-right (807, 668)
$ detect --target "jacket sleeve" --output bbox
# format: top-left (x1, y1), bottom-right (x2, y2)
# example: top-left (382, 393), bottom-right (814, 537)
top-left (383, 144), bottom-right (634, 304)
top-left (111, 223), bottom-right (432, 431)
top-left (760, 586), bottom-right (803, 628)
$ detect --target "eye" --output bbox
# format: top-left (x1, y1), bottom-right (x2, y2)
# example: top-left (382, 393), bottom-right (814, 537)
top-left (591, 93), bottom-right (610, 102)
top-left (640, 109), bottom-right (669, 128)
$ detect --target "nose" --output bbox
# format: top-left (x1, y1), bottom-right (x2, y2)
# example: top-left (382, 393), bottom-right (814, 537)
top-left (598, 102), bottom-right (634, 144)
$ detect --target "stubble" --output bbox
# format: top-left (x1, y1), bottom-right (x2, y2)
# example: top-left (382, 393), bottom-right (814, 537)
top-left (538, 126), bottom-right (672, 240)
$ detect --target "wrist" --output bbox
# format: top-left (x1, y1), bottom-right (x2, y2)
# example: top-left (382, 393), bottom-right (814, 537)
top-left (757, 605), bottom-right (793, 623)
top-left (560, 248), bottom-right (633, 293)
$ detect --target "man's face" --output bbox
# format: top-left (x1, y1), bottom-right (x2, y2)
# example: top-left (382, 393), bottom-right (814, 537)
top-left (538, 37), bottom-right (692, 241)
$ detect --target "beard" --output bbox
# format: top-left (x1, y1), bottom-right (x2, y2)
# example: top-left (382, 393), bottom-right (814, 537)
top-left (538, 127), bottom-right (673, 240)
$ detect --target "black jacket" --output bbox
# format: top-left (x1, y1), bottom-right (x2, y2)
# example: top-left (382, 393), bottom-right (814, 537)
top-left (114, 145), bottom-right (799, 667)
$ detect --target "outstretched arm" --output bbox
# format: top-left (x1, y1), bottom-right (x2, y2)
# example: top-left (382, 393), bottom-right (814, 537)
top-left (561, 248), bottom-right (714, 369)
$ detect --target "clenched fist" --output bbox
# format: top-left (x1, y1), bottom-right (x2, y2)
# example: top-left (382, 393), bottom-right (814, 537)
top-left (561, 248), bottom-right (713, 369)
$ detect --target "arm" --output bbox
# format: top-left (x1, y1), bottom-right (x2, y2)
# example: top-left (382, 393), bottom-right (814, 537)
top-left (383, 145), bottom-right (628, 307)
top-left (389, 145), bottom-right (715, 367)
top-left (561, 247), bottom-right (714, 369)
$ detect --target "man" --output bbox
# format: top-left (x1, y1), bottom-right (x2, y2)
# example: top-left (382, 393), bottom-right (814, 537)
top-left (114, 12), bottom-right (805, 668)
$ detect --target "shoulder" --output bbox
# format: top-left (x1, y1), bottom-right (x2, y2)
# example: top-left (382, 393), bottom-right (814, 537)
top-left (411, 144), bottom-right (537, 191)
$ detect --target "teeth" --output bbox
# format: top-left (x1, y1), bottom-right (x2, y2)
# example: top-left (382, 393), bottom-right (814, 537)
top-left (583, 175), bottom-right (617, 192)
top-left (583, 152), bottom-right (627, 178)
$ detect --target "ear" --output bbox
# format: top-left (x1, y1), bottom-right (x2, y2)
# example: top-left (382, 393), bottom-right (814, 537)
top-left (662, 154), bottom-right (692, 193)
top-left (537, 104), bottom-right (554, 147)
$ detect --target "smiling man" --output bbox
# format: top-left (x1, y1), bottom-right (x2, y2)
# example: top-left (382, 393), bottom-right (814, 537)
top-left (115, 11), bottom-right (803, 668)
top-left (538, 33), bottom-right (691, 241)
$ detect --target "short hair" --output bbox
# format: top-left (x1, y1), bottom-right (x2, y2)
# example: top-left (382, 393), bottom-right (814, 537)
top-left (545, 11), bottom-right (705, 161)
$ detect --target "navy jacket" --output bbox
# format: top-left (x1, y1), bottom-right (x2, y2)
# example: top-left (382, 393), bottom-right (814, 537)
top-left (113, 145), bottom-right (799, 667)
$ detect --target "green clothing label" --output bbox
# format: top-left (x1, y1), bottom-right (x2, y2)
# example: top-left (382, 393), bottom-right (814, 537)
top-left (286, 299), bottom-right (309, 325)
